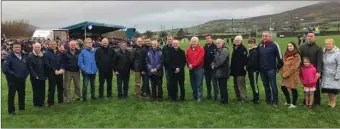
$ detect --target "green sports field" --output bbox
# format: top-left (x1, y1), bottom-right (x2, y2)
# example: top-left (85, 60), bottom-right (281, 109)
top-left (2, 35), bottom-right (340, 128)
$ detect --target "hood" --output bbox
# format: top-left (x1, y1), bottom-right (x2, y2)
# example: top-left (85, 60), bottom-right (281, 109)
top-left (323, 46), bottom-right (340, 53)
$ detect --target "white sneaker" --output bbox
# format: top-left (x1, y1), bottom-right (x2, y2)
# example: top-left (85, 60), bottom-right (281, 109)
top-left (284, 102), bottom-right (291, 106)
top-left (288, 104), bottom-right (297, 108)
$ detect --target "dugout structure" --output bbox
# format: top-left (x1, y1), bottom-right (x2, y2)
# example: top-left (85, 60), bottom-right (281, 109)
top-left (62, 21), bottom-right (125, 38)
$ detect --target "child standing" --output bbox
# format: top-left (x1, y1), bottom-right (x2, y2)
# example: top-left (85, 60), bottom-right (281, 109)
top-left (300, 57), bottom-right (318, 108)
top-left (245, 38), bottom-right (260, 104)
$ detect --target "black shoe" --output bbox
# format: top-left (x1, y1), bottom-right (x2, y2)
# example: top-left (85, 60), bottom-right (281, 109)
top-left (220, 101), bottom-right (228, 104)
top-left (150, 98), bottom-right (156, 102)
top-left (75, 98), bottom-right (81, 101)
top-left (158, 98), bottom-right (163, 102)
top-left (207, 95), bottom-right (212, 100)
top-left (91, 97), bottom-right (97, 100)
top-left (9, 112), bottom-right (16, 116)
top-left (48, 104), bottom-right (55, 107)
top-left (98, 96), bottom-right (104, 99)
top-left (107, 96), bottom-right (113, 99)
top-left (254, 101), bottom-right (260, 104)
top-left (83, 98), bottom-right (87, 102)
top-left (19, 108), bottom-right (25, 111)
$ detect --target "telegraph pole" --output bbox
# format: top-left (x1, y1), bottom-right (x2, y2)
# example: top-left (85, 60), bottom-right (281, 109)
top-left (231, 18), bottom-right (234, 34)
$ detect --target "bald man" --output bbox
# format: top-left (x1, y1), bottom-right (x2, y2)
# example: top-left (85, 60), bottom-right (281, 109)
top-left (130, 37), bottom-right (146, 98)
top-left (27, 43), bottom-right (49, 108)
top-left (95, 38), bottom-right (116, 99)
top-left (62, 40), bottom-right (81, 102)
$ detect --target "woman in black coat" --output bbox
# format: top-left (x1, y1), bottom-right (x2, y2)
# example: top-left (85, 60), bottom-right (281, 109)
top-left (230, 35), bottom-right (248, 103)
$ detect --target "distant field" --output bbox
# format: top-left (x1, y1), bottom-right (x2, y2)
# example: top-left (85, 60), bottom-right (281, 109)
top-left (1, 35), bottom-right (340, 128)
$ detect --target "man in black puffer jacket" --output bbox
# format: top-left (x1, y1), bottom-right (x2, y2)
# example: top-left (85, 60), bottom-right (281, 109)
top-left (95, 38), bottom-right (116, 99)
top-left (211, 39), bottom-right (230, 104)
top-left (203, 34), bottom-right (218, 100)
top-left (245, 38), bottom-right (260, 104)
top-left (130, 37), bottom-right (146, 98)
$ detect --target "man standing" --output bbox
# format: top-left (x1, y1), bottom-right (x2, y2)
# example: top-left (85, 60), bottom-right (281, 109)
top-left (78, 38), bottom-right (98, 102)
top-left (168, 40), bottom-right (186, 101)
top-left (146, 40), bottom-right (164, 102)
top-left (62, 40), bottom-right (81, 102)
top-left (141, 38), bottom-right (151, 98)
top-left (186, 37), bottom-right (205, 102)
top-left (27, 43), bottom-right (49, 108)
top-left (203, 34), bottom-right (218, 100)
top-left (162, 35), bottom-right (174, 99)
top-left (114, 42), bottom-right (132, 99)
top-left (95, 38), bottom-right (115, 99)
top-left (230, 35), bottom-right (248, 103)
top-left (45, 41), bottom-right (64, 107)
top-left (258, 31), bottom-right (283, 107)
top-left (211, 39), bottom-right (230, 104)
top-left (130, 37), bottom-right (146, 98)
top-left (299, 32), bottom-right (323, 106)
top-left (2, 42), bottom-right (29, 115)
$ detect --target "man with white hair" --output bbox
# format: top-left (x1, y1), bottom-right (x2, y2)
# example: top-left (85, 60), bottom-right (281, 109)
top-left (258, 31), bottom-right (283, 107)
top-left (230, 35), bottom-right (248, 103)
top-left (186, 37), bottom-right (205, 102)
top-left (62, 40), bottom-right (81, 102)
top-left (27, 42), bottom-right (49, 108)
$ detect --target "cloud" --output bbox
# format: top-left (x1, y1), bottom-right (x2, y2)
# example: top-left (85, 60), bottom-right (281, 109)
top-left (2, 1), bottom-right (320, 32)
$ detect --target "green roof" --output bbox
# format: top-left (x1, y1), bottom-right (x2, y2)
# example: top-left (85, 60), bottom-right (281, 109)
top-left (62, 21), bottom-right (126, 34)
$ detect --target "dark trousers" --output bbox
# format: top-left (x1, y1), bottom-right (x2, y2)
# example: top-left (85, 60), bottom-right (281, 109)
top-left (98, 71), bottom-right (113, 98)
top-left (7, 78), bottom-right (26, 114)
top-left (164, 68), bottom-right (170, 98)
top-left (142, 73), bottom-right (151, 97)
top-left (150, 75), bottom-right (163, 100)
top-left (204, 70), bottom-right (219, 100)
top-left (169, 71), bottom-right (185, 101)
top-left (82, 73), bottom-right (96, 100)
top-left (117, 74), bottom-right (130, 98)
top-left (217, 78), bottom-right (228, 103)
top-left (248, 70), bottom-right (260, 102)
top-left (260, 69), bottom-right (278, 104)
top-left (303, 80), bottom-right (321, 105)
top-left (30, 77), bottom-right (46, 107)
top-left (48, 73), bottom-right (63, 105)
top-left (281, 86), bottom-right (298, 105)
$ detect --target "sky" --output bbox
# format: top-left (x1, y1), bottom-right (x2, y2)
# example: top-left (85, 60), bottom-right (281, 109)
top-left (2, 1), bottom-right (321, 32)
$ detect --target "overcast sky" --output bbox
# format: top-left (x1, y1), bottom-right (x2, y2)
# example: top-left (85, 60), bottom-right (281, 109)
top-left (2, 1), bottom-right (320, 32)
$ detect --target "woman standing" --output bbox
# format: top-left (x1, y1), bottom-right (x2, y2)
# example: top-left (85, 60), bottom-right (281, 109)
top-left (321, 38), bottom-right (340, 108)
top-left (280, 42), bottom-right (301, 108)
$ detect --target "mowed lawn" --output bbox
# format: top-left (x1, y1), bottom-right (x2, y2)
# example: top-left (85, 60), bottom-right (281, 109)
top-left (2, 35), bottom-right (340, 128)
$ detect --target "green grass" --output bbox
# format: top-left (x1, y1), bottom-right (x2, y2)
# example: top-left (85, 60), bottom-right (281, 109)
top-left (2, 35), bottom-right (340, 128)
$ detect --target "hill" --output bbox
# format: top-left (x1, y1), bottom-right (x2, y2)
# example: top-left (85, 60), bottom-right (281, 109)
top-left (163, 1), bottom-right (340, 35)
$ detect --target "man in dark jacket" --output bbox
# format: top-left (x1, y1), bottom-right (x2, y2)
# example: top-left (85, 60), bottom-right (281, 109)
top-left (2, 42), bottom-right (29, 115)
top-left (141, 38), bottom-right (151, 98)
top-left (114, 42), bottom-right (132, 99)
top-left (162, 35), bottom-right (174, 99)
top-left (146, 40), bottom-right (164, 101)
top-left (299, 32), bottom-right (323, 106)
top-left (168, 40), bottom-right (186, 101)
top-left (203, 35), bottom-right (218, 100)
top-left (45, 40), bottom-right (64, 106)
top-left (211, 39), bottom-right (230, 104)
top-left (130, 37), bottom-right (146, 98)
top-left (230, 35), bottom-right (248, 103)
top-left (62, 40), bottom-right (81, 102)
top-left (27, 42), bottom-right (49, 108)
top-left (95, 38), bottom-right (115, 99)
top-left (258, 31), bottom-right (283, 107)
top-left (245, 38), bottom-right (260, 104)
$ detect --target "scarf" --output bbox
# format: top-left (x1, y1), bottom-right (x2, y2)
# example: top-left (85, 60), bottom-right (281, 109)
top-left (261, 40), bottom-right (271, 45)
top-left (284, 51), bottom-right (296, 60)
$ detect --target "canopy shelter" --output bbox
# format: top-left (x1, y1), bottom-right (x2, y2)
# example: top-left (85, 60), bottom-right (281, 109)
top-left (61, 21), bottom-right (126, 37)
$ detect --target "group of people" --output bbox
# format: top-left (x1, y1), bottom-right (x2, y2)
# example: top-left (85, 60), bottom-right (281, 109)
top-left (2, 31), bottom-right (340, 116)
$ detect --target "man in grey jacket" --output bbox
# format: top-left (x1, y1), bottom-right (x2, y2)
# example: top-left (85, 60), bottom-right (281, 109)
top-left (299, 32), bottom-right (323, 106)
top-left (211, 39), bottom-right (230, 104)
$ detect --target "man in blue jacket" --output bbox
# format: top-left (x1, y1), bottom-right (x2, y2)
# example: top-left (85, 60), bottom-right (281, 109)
top-left (2, 42), bottom-right (29, 116)
top-left (45, 41), bottom-right (64, 107)
top-left (258, 31), bottom-right (283, 107)
top-left (78, 38), bottom-right (98, 102)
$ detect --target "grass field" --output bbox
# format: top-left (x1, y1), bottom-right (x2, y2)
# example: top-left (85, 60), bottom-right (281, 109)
top-left (2, 35), bottom-right (340, 128)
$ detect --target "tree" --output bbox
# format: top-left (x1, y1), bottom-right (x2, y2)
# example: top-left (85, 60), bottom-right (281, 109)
top-left (135, 31), bottom-right (142, 37)
top-left (144, 30), bottom-right (154, 38)
top-left (177, 28), bottom-right (185, 38)
top-left (1, 19), bottom-right (35, 38)
top-left (159, 31), bottom-right (167, 38)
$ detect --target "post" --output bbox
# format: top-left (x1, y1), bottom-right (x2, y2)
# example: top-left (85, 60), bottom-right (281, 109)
top-left (84, 26), bottom-right (87, 39)
top-left (231, 18), bottom-right (234, 35)
top-left (269, 17), bottom-right (272, 36)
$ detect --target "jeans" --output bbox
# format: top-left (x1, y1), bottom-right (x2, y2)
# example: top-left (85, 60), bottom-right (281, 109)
top-left (189, 67), bottom-right (204, 100)
top-left (98, 71), bottom-right (113, 98)
top-left (82, 73), bottom-right (96, 100)
top-left (248, 70), bottom-right (260, 102)
top-left (142, 73), bottom-right (151, 97)
top-left (260, 69), bottom-right (278, 104)
top-left (204, 70), bottom-right (218, 100)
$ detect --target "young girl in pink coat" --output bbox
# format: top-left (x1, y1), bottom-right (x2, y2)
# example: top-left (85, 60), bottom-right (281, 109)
top-left (300, 57), bottom-right (318, 108)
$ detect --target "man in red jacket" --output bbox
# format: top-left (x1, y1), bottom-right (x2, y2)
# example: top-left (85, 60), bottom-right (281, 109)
top-left (186, 37), bottom-right (205, 102)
